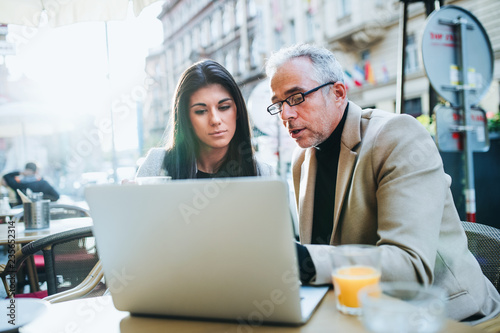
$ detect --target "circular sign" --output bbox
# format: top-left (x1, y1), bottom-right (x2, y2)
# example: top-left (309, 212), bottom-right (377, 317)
top-left (421, 5), bottom-right (493, 106)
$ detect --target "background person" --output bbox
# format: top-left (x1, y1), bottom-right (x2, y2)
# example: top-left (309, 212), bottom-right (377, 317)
top-left (137, 59), bottom-right (272, 178)
top-left (265, 43), bottom-right (500, 325)
top-left (1, 162), bottom-right (60, 205)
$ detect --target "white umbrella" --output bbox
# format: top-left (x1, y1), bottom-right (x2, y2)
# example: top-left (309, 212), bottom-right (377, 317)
top-left (0, 0), bottom-right (163, 181)
top-left (0, 0), bottom-right (160, 27)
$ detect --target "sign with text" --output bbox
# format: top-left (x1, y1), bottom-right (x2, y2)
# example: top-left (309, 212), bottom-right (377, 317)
top-left (435, 105), bottom-right (489, 153)
top-left (422, 6), bottom-right (493, 107)
top-left (0, 41), bottom-right (15, 55)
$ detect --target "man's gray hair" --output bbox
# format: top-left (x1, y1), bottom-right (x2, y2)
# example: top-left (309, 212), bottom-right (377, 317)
top-left (265, 44), bottom-right (345, 85)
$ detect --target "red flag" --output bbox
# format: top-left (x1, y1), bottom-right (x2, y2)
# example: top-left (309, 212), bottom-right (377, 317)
top-left (364, 60), bottom-right (375, 84)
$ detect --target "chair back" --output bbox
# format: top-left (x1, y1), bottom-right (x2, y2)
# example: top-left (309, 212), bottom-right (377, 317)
top-left (462, 221), bottom-right (500, 293)
top-left (12, 203), bottom-right (90, 222)
top-left (46, 229), bottom-right (100, 294)
top-left (49, 203), bottom-right (90, 220)
top-left (6, 227), bottom-right (101, 296)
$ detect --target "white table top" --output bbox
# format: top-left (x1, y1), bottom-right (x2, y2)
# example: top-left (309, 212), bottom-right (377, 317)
top-left (18, 293), bottom-right (483, 333)
top-left (0, 207), bottom-right (23, 218)
top-left (0, 217), bottom-right (93, 245)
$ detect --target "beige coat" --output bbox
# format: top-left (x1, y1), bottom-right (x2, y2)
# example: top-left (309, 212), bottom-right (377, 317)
top-left (292, 101), bottom-right (500, 323)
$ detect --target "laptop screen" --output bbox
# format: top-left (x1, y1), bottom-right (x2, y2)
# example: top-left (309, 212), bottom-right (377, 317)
top-left (86, 177), bottom-right (313, 324)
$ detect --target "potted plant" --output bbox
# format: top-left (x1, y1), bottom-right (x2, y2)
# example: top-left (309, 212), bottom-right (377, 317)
top-left (487, 112), bottom-right (500, 139)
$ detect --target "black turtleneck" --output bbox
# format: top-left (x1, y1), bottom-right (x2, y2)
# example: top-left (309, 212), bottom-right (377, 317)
top-left (310, 104), bottom-right (349, 244)
top-left (196, 170), bottom-right (215, 178)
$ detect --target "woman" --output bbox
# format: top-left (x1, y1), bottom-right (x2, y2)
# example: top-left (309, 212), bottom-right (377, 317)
top-left (136, 60), bottom-right (272, 179)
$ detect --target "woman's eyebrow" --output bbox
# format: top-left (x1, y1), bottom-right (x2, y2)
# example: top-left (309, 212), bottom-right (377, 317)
top-left (190, 102), bottom-right (206, 108)
top-left (218, 98), bottom-right (232, 104)
top-left (190, 98), bottom-right (232, 108)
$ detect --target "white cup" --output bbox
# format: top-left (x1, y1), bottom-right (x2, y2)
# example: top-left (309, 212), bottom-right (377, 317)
top-left (135, 176), bottom-right (172, 185)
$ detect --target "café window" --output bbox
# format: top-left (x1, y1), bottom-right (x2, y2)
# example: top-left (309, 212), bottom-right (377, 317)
top-left (404, 97), bottom-right (422, 118)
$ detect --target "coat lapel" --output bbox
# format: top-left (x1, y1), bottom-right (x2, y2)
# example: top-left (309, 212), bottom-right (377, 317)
top-left (330, 102), bottom-right (362, 244)
top-left (298, 148), bottom-right (317, 244)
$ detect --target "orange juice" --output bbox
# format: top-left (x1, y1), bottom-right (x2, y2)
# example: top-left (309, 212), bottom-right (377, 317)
top-left (332, 265), bottom-right (381, 309)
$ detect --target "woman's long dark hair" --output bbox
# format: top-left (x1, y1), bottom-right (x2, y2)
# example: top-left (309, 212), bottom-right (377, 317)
top-left (162, 59), bottom-right (257, 179)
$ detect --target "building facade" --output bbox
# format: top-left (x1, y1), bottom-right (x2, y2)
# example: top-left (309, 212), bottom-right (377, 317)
top-left (142, 0), bottom-right (500, 174)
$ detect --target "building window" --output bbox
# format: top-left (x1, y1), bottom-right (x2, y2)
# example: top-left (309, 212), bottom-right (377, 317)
top-left (274, 28), bottom-right (282, 50)
top-left (164, 17), bottom-right (172, 37)
top-left (184, 34), bottom-right (191, 58)
top-left (306, 12), bottom-right (314, 42)
top-left (405, 34), bottom-right (419, 74)
top-left (222, 5), bottom-right (231, 35)
top-left (361, 50), bottom-right (370, 61)
top-left (175, 42), bottom-right (182, 66)
top-left (201, 20), bottom-right (209, 47)
top-left (236, 0), bottom-right (244, 27)
top-left (338, 0), bottom-right (351, 18)
top-left (250, 38), bottom-right (260, 69)
top-left (225, 51), bottom-right (234, 74)
top-left (192, 26), bottom-right (199, 50)
top-left (211, 10), bottom-right (221, 40)
top-left (288, 19), bottom-right (296, 44)
top-left (404, 97), bottom-right (422, 117)
top-left (238, 45), bottom-right (246, 74)
top-left (248, 0), bottom-right (257, 17)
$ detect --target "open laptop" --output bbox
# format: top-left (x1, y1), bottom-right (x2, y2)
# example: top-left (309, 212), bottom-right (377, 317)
top-left (85, 177), bottom-right (328, 325)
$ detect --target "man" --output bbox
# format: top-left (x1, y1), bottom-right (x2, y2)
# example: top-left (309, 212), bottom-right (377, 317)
top-left (2, 162), bottom-right (59, 205)
top-left (265, 44), bottom-right (500, 325)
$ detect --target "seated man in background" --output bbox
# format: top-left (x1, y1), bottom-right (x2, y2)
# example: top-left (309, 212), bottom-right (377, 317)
top-left (1, 162), bottom-right (59, 205)
top-left (265, 43), bottom-right (500, 326)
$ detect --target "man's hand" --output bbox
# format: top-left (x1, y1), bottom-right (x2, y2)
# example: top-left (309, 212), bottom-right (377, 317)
top-left (295, 242), bottom-right (316, 284)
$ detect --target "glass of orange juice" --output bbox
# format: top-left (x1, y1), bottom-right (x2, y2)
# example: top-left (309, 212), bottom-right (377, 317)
top-left (331, 245), bottom-right (381, 316)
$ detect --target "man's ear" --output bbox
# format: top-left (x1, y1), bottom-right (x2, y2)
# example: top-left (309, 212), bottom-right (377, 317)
top-left (333, 82), bottom-right (347, 102)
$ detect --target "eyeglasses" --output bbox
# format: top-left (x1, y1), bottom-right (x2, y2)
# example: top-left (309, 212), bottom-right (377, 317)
top-left (267, 82), bottom-right (336, 115)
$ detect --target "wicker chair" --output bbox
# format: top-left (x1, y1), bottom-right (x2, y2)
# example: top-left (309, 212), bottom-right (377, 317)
top-left (0, 227), bottom-right (104, 298)
top-left (462, 221), bottom-right (500, 293)
top-left (48, 203), bottom-right (91, 220)
top-left (9, 203), bottom-right (92, 291)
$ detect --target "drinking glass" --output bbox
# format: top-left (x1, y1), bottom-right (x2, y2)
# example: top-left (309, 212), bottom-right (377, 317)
top-left (359, 282), bottom-right (447, 333)
top-left (330, 244), bottom-right (381, 316)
